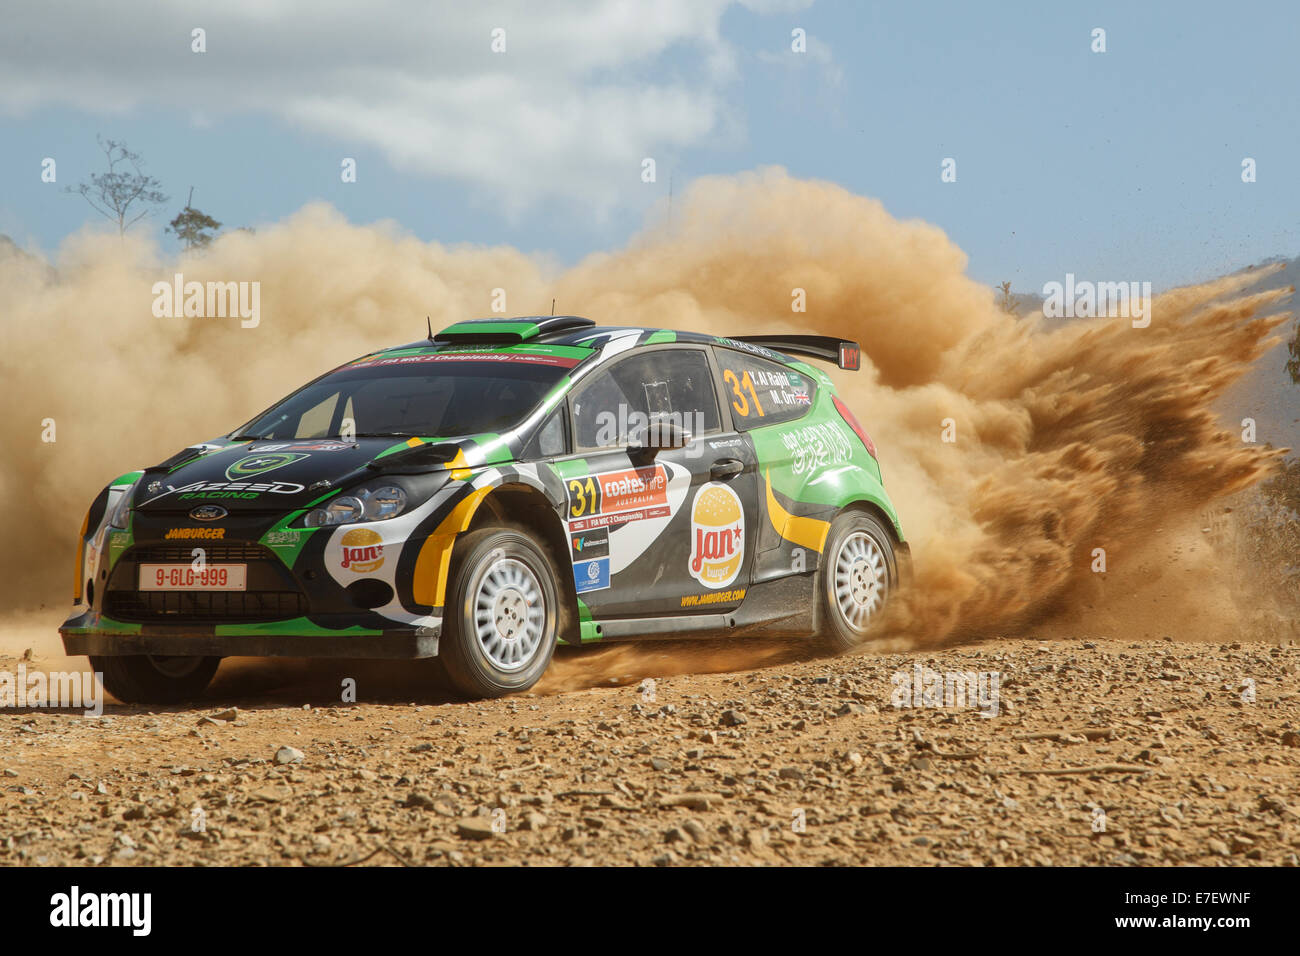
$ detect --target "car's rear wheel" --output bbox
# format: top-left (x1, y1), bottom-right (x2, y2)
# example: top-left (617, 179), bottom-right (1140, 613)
top-left (439, 525), bottom-right (559, 698)
top-left (89, 654), bottom-right (220, 704)
top-left (818, 510), bottom-right (898, 652)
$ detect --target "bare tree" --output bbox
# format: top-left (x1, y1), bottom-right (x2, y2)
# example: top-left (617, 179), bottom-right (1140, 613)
top-left (66, 136), bottom-right (168, 236)
top-left (997, 281), bottom-right (1017, 314)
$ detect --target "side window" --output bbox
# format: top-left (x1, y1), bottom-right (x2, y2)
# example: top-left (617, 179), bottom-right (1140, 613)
top-left (524, 406), bottom-right (568, 459)
top-left (573, 365), bottom-right (642, 449)
top-left (657, 349), bottom-right (720, 436)
top-left (572, 349), bottom-right (720, 450)
top-left (714, 349), bottom-right (816, 429)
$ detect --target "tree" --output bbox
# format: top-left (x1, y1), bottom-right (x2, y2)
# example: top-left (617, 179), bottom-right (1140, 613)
top-left (997, 281), bottom-right (1017, 314)
top-left (66, 136), bottom-right (168, 236)
top-left (167, 187), bottom-right (222, 250)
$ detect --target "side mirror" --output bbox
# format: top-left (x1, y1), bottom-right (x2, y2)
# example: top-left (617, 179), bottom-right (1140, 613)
top-left (628, 420), bottom-right (692, 459)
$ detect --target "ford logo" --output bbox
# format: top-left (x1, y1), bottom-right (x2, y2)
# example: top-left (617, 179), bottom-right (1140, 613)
top-left (189, 505), bottom-right (228, 522)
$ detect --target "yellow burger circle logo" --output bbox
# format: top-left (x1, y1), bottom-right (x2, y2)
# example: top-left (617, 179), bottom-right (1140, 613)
top-left (340, 527), bottom-right (385, 573)
top-left (689, 483), bottom-right (744, 588)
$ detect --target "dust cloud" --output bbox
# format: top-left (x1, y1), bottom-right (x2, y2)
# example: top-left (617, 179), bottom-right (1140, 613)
top-left (1, 168), bottom-right (1289, 682)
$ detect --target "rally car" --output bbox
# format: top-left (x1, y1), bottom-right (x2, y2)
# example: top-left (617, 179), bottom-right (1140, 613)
top-left (61, 316), bottom-right (908, 702)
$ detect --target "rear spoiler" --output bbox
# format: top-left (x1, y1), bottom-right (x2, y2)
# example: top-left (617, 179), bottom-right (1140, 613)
top-left (730, 335), bottom-right (861, 371)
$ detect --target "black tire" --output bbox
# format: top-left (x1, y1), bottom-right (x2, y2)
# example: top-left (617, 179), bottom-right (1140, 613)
top-left (817, 510), bottom-right (898, 652)
top-left (89, 654), bottom-right (220, 705)
top-left (439, 525), bottom-right (560, 698)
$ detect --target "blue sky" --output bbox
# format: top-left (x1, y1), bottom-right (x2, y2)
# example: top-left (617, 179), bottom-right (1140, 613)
top-left (1, 0), bottom-right (1296, 292)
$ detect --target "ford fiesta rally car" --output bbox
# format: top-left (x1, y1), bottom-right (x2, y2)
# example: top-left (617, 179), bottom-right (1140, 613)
top-left (61, 316), bottom-right (909, 702)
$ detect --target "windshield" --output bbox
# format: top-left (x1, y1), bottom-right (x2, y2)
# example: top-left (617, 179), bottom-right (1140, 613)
top-left (234, 353), bottom-right (574, 440)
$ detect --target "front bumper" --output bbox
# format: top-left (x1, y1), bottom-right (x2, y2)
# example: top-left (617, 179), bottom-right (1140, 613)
top-left (59, 612), bottom-right (441, 660)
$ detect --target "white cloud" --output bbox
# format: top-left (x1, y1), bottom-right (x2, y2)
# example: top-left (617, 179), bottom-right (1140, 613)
top-left (756, 32), bottom-right (843, 89)
top-left (0, 0), bottom-right (810, 213)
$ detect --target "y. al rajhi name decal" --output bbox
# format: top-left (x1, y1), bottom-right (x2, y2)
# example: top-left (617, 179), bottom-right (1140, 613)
top-left (0, 664), bottom-right (103, 717)
top-left (152, 273), bottom-right (260, 328)
top-left (1042, 273), bottom-right (1152, 328)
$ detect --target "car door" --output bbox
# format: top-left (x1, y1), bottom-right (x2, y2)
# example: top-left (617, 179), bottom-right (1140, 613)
top-left (712, 344), bottom-right (834, 585)
top-left (558, 345), bottom-right (758, 620)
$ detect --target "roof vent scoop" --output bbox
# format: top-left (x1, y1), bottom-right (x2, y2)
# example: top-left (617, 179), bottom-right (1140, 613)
top-left (434, 315), bottom-right (595, 345)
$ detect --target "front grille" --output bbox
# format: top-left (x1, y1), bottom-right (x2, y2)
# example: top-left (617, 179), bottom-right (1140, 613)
top-left (125, 543), bottom-right (272, 564)
top-left (106, 589), bottom-right (308, 622)
top-left (105, 542), bottom-right (307, 623)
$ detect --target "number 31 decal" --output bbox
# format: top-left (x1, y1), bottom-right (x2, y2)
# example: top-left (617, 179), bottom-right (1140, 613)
top-left (567, 476), bottom-right (600, 518)
top-left (723, 368), bottom-right (764, 419)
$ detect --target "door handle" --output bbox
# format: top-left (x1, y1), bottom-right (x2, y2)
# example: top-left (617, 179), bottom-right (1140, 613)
top-left (710, 458), bottom-right (745, 481)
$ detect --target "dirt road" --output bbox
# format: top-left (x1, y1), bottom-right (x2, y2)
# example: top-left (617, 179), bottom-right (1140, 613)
top-left (2, 634), bottom-right (1298, 866)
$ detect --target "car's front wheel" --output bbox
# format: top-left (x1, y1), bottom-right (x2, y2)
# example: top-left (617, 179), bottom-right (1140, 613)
top-left (89, 654), bottom-right (220, 704)
top-left (439, 525), bottom-right (560, 698)
top-left (818, 509), bottom-right (898, 652)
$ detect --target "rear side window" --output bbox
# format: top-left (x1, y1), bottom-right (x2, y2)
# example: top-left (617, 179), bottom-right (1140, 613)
top-left (714, 349), bottom-right (816, 429)
top-left (572, 348), bottom-right (720, 450)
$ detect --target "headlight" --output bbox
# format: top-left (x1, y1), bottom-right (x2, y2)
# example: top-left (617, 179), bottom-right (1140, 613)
top-left (302, 482), bottom-right (408, 528)
top-left (361, 484), bottom-right (407, 520)
top-left (107, 478), bottom-right (140, 528)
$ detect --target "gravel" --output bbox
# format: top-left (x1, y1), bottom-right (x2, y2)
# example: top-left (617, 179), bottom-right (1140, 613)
top-left (0, 637), bottom-right (1297, 866)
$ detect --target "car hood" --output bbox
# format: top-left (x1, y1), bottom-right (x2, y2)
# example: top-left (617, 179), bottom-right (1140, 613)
top-left (131, 437), bottom-right (466, 514)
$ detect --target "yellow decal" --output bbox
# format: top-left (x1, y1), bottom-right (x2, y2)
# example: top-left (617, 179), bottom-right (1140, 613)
top-left (681, 588), bottom-right (746, 608)
top-left (446, 447), bottom-right (472, 480)
top-left (567, 476), bottom-right (598, 517)
top-left (411, 485), bottom-right (492, 606)
top-left (164, 527), bottom-right (226, 540)
top-left (723, 368), bottom-right (766, 420)
top-left (764, 470), bottom-right (829, 553)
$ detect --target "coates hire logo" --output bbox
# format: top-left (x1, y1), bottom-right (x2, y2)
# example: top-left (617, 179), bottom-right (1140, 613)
top-left (50, 886), bottom-right (151, 936)
top-left (689, 483), bottom-right (744, 589)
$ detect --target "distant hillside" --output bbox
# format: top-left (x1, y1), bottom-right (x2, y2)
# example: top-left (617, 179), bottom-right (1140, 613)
top-left (1218, 257), bottom-right (1299, 457)
top-left (0, 235), bottom-right (56, 282)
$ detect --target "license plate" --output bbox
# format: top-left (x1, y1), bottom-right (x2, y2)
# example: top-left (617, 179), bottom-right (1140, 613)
top-left (139, 563), bottom-right (248, 591)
